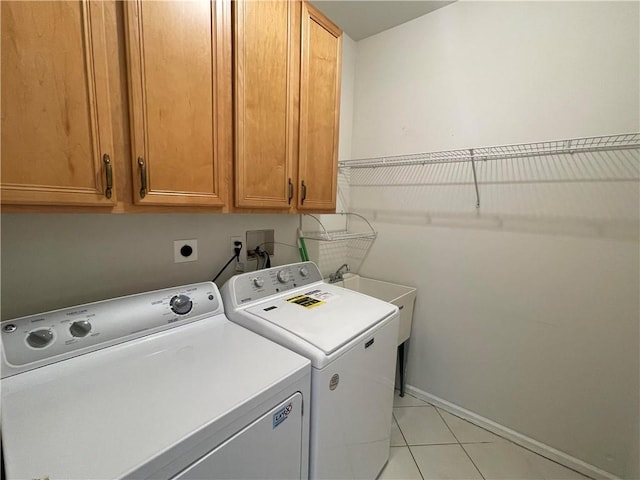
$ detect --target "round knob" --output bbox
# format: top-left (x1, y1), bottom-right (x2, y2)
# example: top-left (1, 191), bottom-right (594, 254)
top-left (69, 320), bottom-right (92, 338)
top-left (170, 295), bottom-right (193, 315)
top-left (253, 277), bottom-right (265, 288)
top-left (3, 323), bottom-right (17, 333)
top-left (26, 329), bottom-right (54, 349)
top-left (276, 270), bottom-right (289, 283)
top-left (299, 267), bottom-right (309, 277)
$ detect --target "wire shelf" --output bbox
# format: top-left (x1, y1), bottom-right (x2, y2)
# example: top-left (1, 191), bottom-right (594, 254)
top-left (338, 133), bottom-right (640, 169)
top-left (338, 133), bottom-right (640, 208)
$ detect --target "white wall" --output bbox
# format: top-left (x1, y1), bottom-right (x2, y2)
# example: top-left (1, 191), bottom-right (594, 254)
top-left (352, 1), bottom-right (639, 156)
top-left (349, 2), bottom-right (639, 479)
top-left (0, 214), bottom-right (301, 320)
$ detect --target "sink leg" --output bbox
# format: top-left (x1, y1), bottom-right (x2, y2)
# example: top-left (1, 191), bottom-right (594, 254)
top-left (398, 342), bottom-right (406, 397)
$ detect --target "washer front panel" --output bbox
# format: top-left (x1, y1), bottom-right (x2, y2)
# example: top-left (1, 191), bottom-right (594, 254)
top-left (229, 261), bottom-right (323, 306)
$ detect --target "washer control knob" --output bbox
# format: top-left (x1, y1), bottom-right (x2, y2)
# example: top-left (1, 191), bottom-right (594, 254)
top-left (26, 329), bottom-right (54, 349)
top-left (253, 277), bottom-right (265, 288)
top-left (276, 270), bottom-right (289, 283)
top-left (69, 320), bottom-right (92, 338)
top-left (299, 267), bottom-right (309, 278)
top-left (170, 295), bottom-right (193, 315)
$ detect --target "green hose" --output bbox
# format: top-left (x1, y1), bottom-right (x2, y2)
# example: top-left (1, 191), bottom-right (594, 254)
top-left (299, 237), bottom-right (309, 261)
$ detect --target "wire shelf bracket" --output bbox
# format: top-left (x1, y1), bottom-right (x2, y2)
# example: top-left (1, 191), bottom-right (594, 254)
top-left (469, 148), bottom-right (480, 208)
top-left (299, 213), bottom-right (378, 276)
top-left (300, 212), bottom-right (377, 241)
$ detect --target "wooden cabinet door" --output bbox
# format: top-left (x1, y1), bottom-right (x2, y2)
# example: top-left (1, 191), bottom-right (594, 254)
top-left (297, 1), bottom-right (341, 212)
top-left (125, 0), bottom-right (231, 207)
top-left (234, 0), bottom-right (300, 209)
top-left (1, 1), bottom-right (116, 206)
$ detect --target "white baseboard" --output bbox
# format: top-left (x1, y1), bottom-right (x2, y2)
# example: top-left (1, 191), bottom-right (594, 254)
top-left (405, 384), bottom-right (619, 480)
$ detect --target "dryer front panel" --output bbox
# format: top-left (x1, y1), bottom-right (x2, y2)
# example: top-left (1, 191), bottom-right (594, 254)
top-left (174, 392), bottom-right (305, 480)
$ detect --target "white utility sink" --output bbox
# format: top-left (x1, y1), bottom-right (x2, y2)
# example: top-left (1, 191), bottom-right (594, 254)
top-left (331, 274), bottom-right (416, 346)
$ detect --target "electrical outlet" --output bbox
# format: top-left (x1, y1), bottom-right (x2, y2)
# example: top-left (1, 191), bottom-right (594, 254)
top-left (174, 239), bottom-right (198, 263)
top-left (231, 235), bottom-right (243, 254)
top-left (231, 236), bottom-right (245, 272)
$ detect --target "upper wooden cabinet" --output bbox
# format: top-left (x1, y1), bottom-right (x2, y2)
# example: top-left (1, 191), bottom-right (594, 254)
top-left (124, 0), bottom-right (231, 207)
top-left (1, 1), bottom-right (116, 206)
top-left (1, 0), bottom-right (340, 213)
top-left (233, 0), bottom-right (342, 212)
top-left (297, 1), bottom-right (342, 211)
top-left (234, 0), bottom-right (300, 209)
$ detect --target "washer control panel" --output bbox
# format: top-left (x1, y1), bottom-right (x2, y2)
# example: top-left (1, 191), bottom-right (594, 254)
top-left (229, 261), bottom-right (323, 305)
top-left (1, 282), bottom-right (221, 376)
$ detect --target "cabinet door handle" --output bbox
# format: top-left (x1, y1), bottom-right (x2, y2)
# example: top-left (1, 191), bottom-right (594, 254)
top-left (288, 178), bottom-right (294, 204)
top-left (138, 157), bottom-right (147, 198)
top-left (103, 154), bottom-right (113, 199)
top-left (301, 180), bottom-right (307, 205)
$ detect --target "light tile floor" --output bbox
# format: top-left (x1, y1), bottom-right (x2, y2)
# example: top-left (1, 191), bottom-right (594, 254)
top-left (379, 391), bottom-right (591, 480)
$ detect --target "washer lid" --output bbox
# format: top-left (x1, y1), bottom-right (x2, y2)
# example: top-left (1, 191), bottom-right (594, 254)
top-left (1, 315), bottom-right (309, 480)
top-left (245, 284), bottom-right (397, 355)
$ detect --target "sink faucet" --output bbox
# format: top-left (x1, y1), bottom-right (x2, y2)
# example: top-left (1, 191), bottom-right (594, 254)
top-left (329, 264), bottom-right (350, 283)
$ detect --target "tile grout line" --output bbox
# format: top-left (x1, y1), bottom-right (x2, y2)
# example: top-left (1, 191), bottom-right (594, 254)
top-left (459, 443), bottom-right (490, 480)
top-left (406, 446), bottom-right (426, 480)
top-left (434, 404), bottom-right (593, 480)
top-left (434, 407), bottom-right (487, 480)
top-left (395, 394), bottom-right (465, 480)
top-left (397, 440), bottom-right (510, 447)
top-left (406, 441), bottom-right (492, 447)
top-left (392, 410), bottom-right (424, 480)
top-left (392, 411), bottom-right (410, 447)
top-left (397, 394), bottom-right (591, 480)
top-left (423, 402), bottom-right (591, 479)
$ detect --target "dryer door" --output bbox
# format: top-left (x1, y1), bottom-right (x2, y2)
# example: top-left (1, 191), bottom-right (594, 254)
top-left (174, 392), bottom-right (304, 480)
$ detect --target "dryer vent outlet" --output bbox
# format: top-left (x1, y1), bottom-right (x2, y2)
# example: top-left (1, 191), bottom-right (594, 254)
top-left (174, 239), bottom-right (198, 263)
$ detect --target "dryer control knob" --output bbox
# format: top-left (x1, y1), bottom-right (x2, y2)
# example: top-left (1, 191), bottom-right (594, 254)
top-left (69, 320), bottom-right (92, 338)
top-left (299, 267), bottom-right (309, 277)
top-left (170, 295), bottom-right (193, 315)
top-left (276, 270), bottom-right (290, 283)
top-left (26, 329), bottom-right (54, 349)
top-left (253, 277), bottom-right (265, 288)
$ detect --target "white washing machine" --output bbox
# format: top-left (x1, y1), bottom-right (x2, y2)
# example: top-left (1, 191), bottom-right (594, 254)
top-left (1, 282), bottom-right (311, 480)
top-left (221, 262), bottom-right (399, 480)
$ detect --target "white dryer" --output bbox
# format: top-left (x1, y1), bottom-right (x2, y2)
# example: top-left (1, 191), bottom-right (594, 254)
top-left (1, 282), bottom-right (311, 480)
top-left (221, 262), bottom-right (399, 480)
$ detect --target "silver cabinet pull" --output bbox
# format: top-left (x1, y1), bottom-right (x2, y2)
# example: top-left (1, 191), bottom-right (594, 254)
top-left (301, 180), bottom-right (307, 204)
